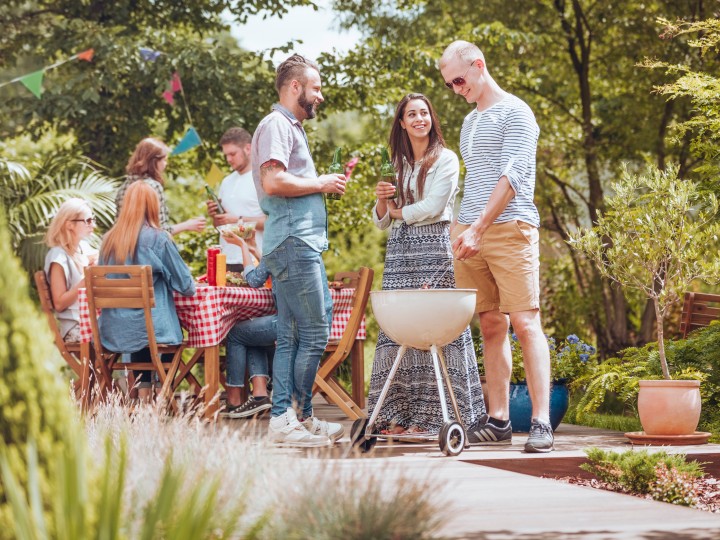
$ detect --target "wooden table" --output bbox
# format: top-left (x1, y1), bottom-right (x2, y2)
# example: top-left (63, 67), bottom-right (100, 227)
top-left (78, 285), bottom-right (366, 419)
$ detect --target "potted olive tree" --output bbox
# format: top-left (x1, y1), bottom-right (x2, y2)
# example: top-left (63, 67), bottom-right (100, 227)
top-left (571, 163), bottom-right (720, 437)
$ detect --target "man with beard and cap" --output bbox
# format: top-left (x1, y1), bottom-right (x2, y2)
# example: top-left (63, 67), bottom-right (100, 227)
top-left (251, 53), bottom-right (347, 447)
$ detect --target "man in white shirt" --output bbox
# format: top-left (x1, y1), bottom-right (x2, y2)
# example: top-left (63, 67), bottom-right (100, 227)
top-left (207, 127), bottom-right (266, 272)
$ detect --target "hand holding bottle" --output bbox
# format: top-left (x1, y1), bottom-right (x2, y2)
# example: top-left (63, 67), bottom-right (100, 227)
top-left (326, 147), bottom-right (347, 200)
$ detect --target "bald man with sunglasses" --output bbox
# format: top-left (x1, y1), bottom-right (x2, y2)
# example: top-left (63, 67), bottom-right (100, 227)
top-left (439, 40), bottom-right (553, 453)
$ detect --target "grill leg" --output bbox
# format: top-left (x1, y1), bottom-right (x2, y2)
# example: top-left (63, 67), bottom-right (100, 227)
top-left (366, 345), bottom-right (406, 436)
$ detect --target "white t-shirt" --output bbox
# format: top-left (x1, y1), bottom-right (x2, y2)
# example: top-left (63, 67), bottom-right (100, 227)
top-left (217, 170), bottom-right (264, 264)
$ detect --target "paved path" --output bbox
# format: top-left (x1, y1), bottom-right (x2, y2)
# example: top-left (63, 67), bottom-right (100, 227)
top-left (221, 399), bottom-right (720, 539)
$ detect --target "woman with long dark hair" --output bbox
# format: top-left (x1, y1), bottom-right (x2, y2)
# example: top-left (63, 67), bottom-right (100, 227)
top-left (368, 93), bottom-right (485, 436)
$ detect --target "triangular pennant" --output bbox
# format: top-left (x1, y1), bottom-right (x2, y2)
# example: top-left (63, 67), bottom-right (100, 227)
top-left (162, 90), bottom-right (175, 106)
top-left (170, 127), bottom-right (201, 156)
top-left (77, 48), bottom-right (94, 62)
top-left (345, 156), bottom-right (360, 179)
top-left (205, 164), bottom-right (224, 187)
top-left (20, 70), bottom-right (44, 98)
top-left (139, 47), bottom-right (161, 62)
top-left (170, 72), bottom-right (182, 93)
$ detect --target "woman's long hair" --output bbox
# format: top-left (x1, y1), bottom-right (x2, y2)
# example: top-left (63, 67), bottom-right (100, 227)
top-left (126, 137), bottom-right (169, 185)
top-left (101, 181), bottom-right (161, 264)
top-left (388, 93), bottom-right (446, 206)
top-left (45, 198), bottom-right (92, 269)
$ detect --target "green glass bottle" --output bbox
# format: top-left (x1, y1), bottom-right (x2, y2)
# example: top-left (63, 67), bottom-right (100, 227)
top-left (327, 147), bottom-right (344, 201)
top-left (205, 183), bottom-right (224, 213)
top-left (380, 147), bottom-right (397, 199)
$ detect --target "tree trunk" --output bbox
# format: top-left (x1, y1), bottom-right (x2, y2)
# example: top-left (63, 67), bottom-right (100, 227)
top-left (654, 298), bottom-right (671, 380)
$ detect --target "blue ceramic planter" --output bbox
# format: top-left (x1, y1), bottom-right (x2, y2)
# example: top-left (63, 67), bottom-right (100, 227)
top-left (509, 379), bottom-right (569, 433)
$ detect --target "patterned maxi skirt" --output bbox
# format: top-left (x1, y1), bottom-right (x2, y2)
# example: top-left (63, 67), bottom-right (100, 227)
top-left (367, 221), bottom-right (486, 434)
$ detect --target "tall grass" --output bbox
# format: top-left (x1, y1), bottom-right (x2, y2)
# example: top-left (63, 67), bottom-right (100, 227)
top-left (3, 393), bottom-right (446, 538)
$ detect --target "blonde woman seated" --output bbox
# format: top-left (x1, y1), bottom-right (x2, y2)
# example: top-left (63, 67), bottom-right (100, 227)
top-left (44, 198), bottom-right (98, 342)
top-left (99, 181), bottom-right (195, 401)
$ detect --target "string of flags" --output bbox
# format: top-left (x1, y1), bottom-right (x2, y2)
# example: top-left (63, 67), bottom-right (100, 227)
top-left (0, 46), bottom-right (360, 188)
top-left (0, 48), bottom-right (94, 98)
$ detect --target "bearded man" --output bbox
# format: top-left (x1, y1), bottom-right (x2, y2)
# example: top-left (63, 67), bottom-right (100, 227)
top-left (251, 53), bottom-right (346, 447)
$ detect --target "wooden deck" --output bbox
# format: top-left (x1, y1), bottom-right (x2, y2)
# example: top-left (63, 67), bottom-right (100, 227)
top-left (220, 398), bottom-right (720, 539)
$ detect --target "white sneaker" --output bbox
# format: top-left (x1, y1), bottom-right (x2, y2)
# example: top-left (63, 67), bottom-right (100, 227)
top-left (268, 408), bottom-right (331, 447)
top-left (302, 416), bottom-right (345, 442)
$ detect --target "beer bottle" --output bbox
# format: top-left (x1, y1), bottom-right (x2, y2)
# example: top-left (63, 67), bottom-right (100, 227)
top-left (205, 183), bottom-right (224, 214)
top-left (327, 147), bottom-right (344, 201)
top-left (380, 147), bottom-right (397, 200)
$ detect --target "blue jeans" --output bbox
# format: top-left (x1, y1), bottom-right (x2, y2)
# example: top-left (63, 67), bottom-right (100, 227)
top-left (263, 237), bottom-right (332, 418)
top-left (225, 315), bottom-right (277, 388)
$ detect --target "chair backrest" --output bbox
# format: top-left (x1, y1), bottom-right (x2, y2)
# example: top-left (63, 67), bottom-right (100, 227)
top-left (34, 270), bottom-right (83, 377)
top-left (680, 292), bottom-right (720, 338)
top-left (331, 267), bottom-right (374, 356)
top-left (85, 265), bottom-right (159, 360)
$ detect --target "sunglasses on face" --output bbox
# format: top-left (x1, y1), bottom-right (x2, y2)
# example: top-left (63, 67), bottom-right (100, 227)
top-left (445, 60), bottom-right (478, 90)
top-left (72, 217), bottom-right (96, 225)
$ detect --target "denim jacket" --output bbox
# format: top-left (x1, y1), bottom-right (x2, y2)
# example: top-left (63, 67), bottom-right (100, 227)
top-left (99, 225), bottom-right (195, 352)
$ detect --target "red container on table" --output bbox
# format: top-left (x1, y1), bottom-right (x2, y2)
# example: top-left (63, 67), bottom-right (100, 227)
top-left (207, 246), bottom-right (221, 286)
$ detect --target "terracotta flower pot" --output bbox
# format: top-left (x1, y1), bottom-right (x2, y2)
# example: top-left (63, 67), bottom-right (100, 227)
top-left (637, 379), bottom-right (701, 435)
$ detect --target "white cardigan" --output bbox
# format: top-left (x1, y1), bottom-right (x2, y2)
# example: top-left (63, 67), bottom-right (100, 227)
top-left (373, 147), bottom-right (460, 230)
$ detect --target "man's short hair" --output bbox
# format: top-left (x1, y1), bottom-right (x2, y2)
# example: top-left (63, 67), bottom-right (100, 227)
top-left (275, 53), bottom-right (320, 94)
top-left (220, 127), bottom-right (252, 146)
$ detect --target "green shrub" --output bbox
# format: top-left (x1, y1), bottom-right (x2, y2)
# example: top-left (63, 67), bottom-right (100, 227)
top-left (266, 467), bottom-right (440, 540)
top-left (0, 206), bottom-right (79, 537)
top-left (581, 447), bottom-right (704, 504)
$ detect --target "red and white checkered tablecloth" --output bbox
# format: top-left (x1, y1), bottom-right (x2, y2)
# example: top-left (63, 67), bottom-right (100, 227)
top-left (78, 285), bottom-right (366, 349)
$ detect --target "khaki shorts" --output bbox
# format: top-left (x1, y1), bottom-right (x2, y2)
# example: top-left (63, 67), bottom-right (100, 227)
top-left (452, 221), bottom-right (540, 314)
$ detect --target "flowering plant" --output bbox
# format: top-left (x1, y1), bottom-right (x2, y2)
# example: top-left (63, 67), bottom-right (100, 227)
top-left (475, 333), bottom-right (598, 384)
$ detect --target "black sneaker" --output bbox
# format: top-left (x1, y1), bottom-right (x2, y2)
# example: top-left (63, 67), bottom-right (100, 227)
top-left (222, 396), bottom-right (272, 419)
top-left (467, 414), bottom-right (512, 446)
top-left (524, 418), bottom-right (554, 453)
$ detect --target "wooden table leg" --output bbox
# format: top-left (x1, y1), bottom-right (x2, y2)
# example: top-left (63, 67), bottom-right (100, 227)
top-left (350, 339), bottom-right (365, 409)
top-left (80, 341), bottom-right (92, 413)
top-left (204, 345), bottom-right (220, 420)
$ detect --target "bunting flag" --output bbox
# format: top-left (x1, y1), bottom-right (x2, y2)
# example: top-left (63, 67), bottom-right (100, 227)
top-left (20, 70), bottom-right (44, 98)
top-left (345, 156), bottom-right (360, 179)
top-left (170, 72), bottom-right (182, 93)
top-left (0, 48), bottom-right (94, 96)
top-left (170, 127), bottom-right (202, 156)
top-left (205, 164), bottom-right (225, 187)
top-left (77, 48), bottom-right (94, 62)
top-left (139, 47), bottom-right (162, 62)
top-left (162, 72), bottom-right (183, 106)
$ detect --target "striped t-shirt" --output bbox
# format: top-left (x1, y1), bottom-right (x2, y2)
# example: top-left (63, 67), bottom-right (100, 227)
top-left (457, 94), bottom-right (540, 227)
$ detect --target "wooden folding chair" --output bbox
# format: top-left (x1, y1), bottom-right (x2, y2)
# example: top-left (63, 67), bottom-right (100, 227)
top-left (85, 265), bottom-right (187, 407)
top-left (312, 266), bottom-right (373, 419)
top-left (680, 292), bottom-right (720, 338)
top-left (34, 270), bottom-right (93, 408)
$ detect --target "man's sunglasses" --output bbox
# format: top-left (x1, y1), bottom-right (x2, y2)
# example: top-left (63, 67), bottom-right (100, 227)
top-left (72, 217), bottom-right (96, 225)
top-left (445, 60), bottom-right (477, 90)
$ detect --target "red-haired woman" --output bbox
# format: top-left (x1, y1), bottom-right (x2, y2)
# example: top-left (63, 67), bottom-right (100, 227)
top-left (115, 137), bottom-right (206, 236)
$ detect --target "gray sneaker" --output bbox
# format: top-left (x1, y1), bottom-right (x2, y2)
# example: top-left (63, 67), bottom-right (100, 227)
top-left (467, 414), bottom-right (512, 446)
top-left (524, 418), bottom-right (554, 453)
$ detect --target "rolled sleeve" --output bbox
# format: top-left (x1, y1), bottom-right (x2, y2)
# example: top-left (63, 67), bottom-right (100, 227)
top-left (499, 107), bottom-right (539, 196)
top-left (401, 152), bottom-right (459, 224)
top-left (255, 116), bottom-right (293, 169)
top-left (244, 259), bottom-right (271, 288)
